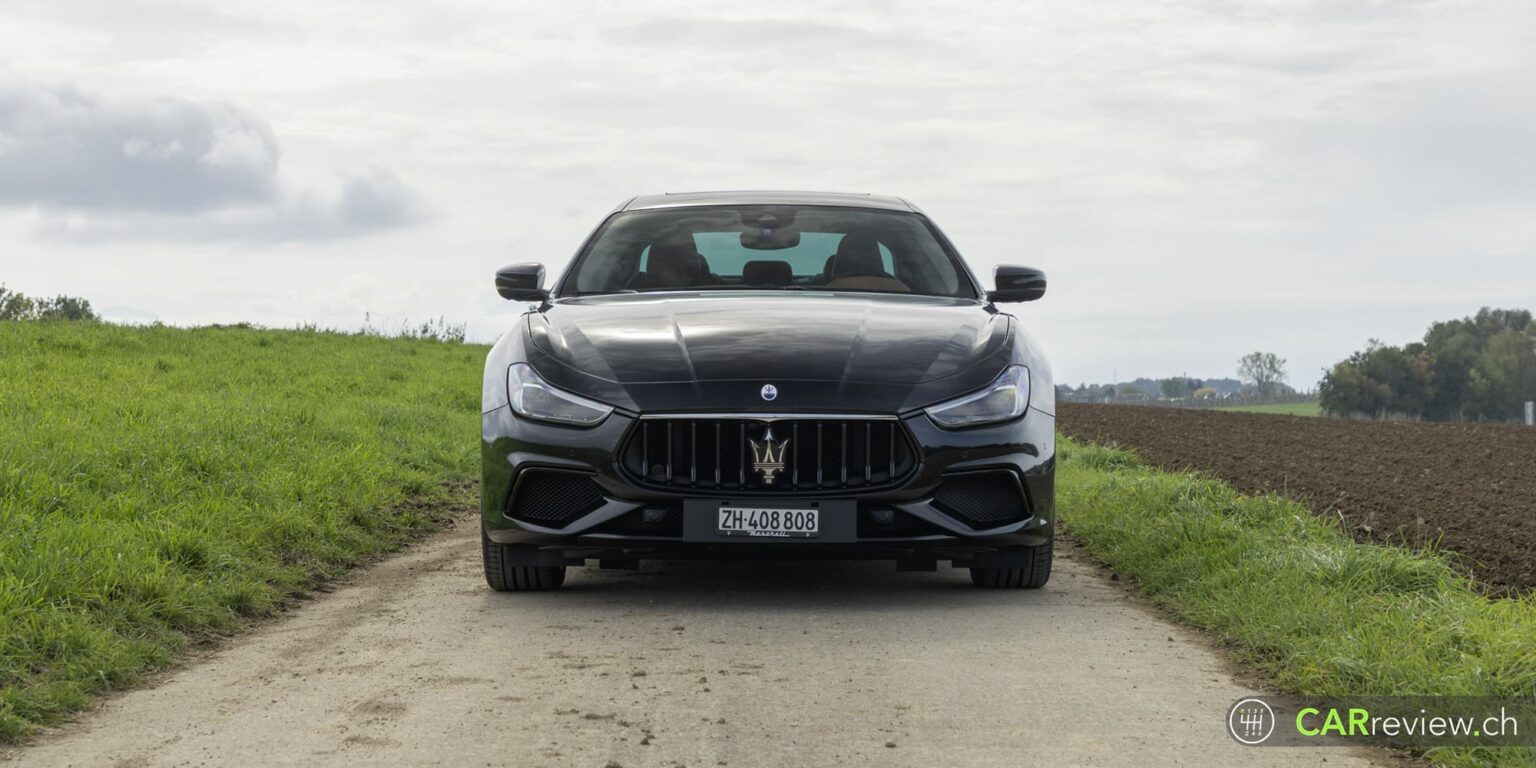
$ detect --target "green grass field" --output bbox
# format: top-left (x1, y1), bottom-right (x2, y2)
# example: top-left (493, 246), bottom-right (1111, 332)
top-left (0, 322), bottom-right (485, 741)
top-left (7, 321), bottom-right (1531, 766)
top-left (1214, 401), bottom-right (1322, 416)
top-left (1059, 439), bottom-right (1536, 767)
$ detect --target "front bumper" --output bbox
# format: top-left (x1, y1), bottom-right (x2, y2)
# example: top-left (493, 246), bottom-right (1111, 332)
top-left (481, 405), bottom-right (1055, 565)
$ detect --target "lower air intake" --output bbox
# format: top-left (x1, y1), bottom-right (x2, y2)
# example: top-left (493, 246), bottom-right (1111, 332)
top-left (507, 469), bottom-right (606, 526)
top-left (932, 471), bottom-right (1029, 529)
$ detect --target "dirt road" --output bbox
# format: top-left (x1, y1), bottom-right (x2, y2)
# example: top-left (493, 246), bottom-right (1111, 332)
top-left (6, 517), bottom-right (1399, 767)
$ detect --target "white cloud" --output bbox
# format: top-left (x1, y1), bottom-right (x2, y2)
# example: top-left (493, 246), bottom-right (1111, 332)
top-left (0, 82), bottom-right (278, 211)
top-left (0, 81), bottom-right (426, 241)
top-left (34, 167), bottom-right (427, 244)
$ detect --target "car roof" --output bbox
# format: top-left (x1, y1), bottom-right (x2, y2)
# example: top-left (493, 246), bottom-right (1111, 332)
top-left (621, 190), bottom-right (921, 213)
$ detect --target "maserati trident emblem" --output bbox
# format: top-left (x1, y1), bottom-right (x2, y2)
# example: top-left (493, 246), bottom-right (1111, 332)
top-left (760, 384), bottom-right (778, 401)
top-left (749, 425), bottom-right (789, 484)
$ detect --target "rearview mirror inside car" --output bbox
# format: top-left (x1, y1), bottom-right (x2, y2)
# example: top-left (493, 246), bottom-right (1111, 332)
top-left (988, 265), bottom-right (1047, 303)
top-left (740, 227), bottom-right (802, 250)
top-left (495, 263), bottom-right (548, 301)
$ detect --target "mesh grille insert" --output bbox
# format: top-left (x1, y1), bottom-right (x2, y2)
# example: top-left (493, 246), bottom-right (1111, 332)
top-left (507, 470), bottom-right (605, 525)
top-left (932, 472), bottom-right (1028, 528)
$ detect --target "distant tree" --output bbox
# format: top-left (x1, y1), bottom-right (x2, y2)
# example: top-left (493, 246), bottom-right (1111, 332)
top-left (0, 285), bottom-right (98, 321)
top-left (0, 286), bottom-right (32, 320)
top-left (1467, 330), bottom-right (1536, 420)
top-left (1158, 377), bottom-right (1201, 399)
top-left (1421, 309), bottom-right (1533, 420)
top-left (1202, 377), bottom-right (1244, 395)
top-left (1118, 378), bottom-right (1159, 398)
top-left (37, 295), bottom-right (98, 320)
top-left (1319, 340), bottom-right (1434, 418)
top-left (1116, 387), bottom-right (1149, 402)
top-left (1237, 352), bottom-right (1288, 397)
top-left (1321, 308), bottom-right (1536, 421)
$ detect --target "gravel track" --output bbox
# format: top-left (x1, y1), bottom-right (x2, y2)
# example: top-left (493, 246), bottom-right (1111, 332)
top-left (3, 515), bottom-right (1404, 767)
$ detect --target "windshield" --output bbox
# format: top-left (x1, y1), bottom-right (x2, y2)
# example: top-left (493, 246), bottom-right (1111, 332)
top-left (559, 205), bottom-right (978, 298)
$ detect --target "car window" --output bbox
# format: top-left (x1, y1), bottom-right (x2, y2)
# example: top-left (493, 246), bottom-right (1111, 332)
top-left (565, 206), bottom-right (974, 298)
top-left (637, 235), bottom-right (894, 276)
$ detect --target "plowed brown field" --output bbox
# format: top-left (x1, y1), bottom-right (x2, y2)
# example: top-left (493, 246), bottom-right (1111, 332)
top-left (1059, 403), bottom-right (1536, 594)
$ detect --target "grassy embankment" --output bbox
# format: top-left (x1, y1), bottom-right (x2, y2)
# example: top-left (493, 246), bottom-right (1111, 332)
top-left (1059, 438), bottom-right (1536, 768)
top-left (0, 322), bottom-right (485, 741)
top-left (1214, 401), bottom-right (1322, 416)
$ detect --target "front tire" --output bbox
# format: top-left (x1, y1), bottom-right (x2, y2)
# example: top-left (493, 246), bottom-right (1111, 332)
top-left (970, 536), bottom-right (1052, 589)
top-left (482, 526), bottom-right (566, 591)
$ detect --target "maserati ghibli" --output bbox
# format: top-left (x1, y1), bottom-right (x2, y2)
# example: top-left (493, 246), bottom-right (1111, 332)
top-left (480, 191), bottom-right (1054, 590)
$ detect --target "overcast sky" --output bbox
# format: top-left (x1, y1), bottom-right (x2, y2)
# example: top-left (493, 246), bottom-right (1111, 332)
top-left (3, 0), bottom-right (1533, 387)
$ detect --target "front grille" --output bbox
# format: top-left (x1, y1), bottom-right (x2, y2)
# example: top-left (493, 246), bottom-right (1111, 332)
top-left (507, 469), bottom-right (606, 525)
top-left (932, 471), bottom-right (1029, 528)
top-left (619, 417), bottom-right (918, 495)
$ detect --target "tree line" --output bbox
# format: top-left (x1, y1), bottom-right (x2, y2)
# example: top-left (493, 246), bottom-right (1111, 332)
top-left (1058, 352), bottom-right (1297, 405)
top-left (0, 285), bottom-right (98, 321)
top-left (1319, 307), bottom-right (1536, 421)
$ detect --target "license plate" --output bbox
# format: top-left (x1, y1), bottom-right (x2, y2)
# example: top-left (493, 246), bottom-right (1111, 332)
top-left (717, 506), bottom-right (820, 538)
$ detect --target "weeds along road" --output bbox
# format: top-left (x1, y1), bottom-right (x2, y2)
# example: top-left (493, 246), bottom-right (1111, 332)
top-left (6, 516), bottom-right (1401, 768)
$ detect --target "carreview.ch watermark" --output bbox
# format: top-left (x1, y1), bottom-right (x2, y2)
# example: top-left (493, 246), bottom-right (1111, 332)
top-left (1227, 696), bottom-right (1536, 748)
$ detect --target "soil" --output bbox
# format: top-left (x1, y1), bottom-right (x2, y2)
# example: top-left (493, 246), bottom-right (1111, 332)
top-left (1058, 403), bottom-right (1536, 594)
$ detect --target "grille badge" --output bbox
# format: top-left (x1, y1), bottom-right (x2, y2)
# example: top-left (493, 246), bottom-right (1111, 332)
top-left (760, 384), bottom-right (778, 401)
top-left (749, 424), bottom-right (789, 485)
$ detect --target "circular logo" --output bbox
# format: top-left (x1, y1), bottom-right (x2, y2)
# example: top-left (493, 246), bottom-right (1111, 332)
top-left (1228, 698), bottom-right (1276, 745)
top-left (760, 384), bottom-right (778, 401)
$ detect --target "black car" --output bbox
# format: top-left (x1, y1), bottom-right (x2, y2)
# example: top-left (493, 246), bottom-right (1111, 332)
top-left (481, 191), bottom-right (1055, 591)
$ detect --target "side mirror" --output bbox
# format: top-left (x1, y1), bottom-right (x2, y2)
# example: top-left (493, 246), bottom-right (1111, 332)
top-left (495, 263), bottom-right (548, 301)
top-left (988, 265), bottom-right (1047, 303)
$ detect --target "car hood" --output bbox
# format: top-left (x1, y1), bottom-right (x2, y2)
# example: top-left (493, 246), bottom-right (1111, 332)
top-left (525, 292), bottom-right (1013, 414)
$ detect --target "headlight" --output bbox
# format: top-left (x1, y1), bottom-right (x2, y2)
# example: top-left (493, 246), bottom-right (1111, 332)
top-left (507, 363), bottom-right (613, 427)
top-left (924, 365), bottom-right (1029, 428)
